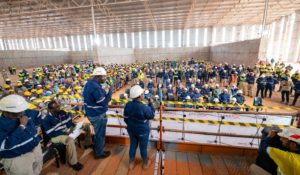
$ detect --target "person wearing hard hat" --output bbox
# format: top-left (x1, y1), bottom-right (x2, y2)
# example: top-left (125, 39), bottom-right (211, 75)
top-left (0, 94), bottom-right (43, 175)
top-left (123, 85), bottom-right (155, 169)
top-left (250, 128), bottom-right (300, 175)
top-left (256, 74), bottom-right (267, 98)
top-left (291, 75), bottom-right (300, 106)
top-left (280, 76), bottom-right (294, 105)
top-left (83, 67), bottom-right (112, 159)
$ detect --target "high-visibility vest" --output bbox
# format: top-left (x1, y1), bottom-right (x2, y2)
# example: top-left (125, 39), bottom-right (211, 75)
top-left (268, 147), bottom-right (300, 175)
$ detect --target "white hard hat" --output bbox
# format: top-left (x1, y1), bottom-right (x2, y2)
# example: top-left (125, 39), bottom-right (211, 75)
top-left (231, 98), bottom-right (237, 102)
top-left (186, 96), bottom-right (191, 100)
top-left (91, 67), bottom-right (107, 76)
top-left (278, 128), bottom-right (300, 144)
top-left (237, 90), bottom-right (243, 94)
top-left (0, 94), bottom-right (29, 113)
top-left (145, 90), bottom-right (149, 95)
top-left (130, 85), bottom-right (144, 99)
top-left (213, 98), bottom-right (219, 103)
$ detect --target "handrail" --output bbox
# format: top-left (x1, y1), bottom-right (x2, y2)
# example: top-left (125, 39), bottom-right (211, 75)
top-left (106, 124), bottom-right (261, 139)
top-left (108, 104), bottom-right (299, 116)
top-left (163, 107), bottom-right (299, 116)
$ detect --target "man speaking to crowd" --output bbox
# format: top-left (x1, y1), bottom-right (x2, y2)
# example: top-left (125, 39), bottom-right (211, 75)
top-left (83, 67), bottom-right (113, 159)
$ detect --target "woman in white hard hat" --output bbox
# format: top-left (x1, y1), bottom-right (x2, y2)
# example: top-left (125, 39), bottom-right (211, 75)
top-left (0, 94), bottom-right (43, 175)
top-left (123, 85), bottom-right (155, 170)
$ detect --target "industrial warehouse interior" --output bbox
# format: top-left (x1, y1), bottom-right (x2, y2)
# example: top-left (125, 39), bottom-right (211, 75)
top-left (0, 0), bottom-right (300, 175)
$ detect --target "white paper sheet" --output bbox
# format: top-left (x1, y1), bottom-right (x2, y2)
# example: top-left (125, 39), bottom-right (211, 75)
top-left (69, 122), bottom-right (84, 139)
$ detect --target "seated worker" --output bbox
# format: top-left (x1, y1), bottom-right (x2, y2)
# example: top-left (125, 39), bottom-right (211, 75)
top-left (179, 88), bottom-right (189, 102)
top-left (138, 79), bottom-right (145, 89)
top-left (144, 90), bottom-right (153, 101)
top-left (0, 95), bottom-right (43, 175)
top-left (250, 128), bottom-right (300, 175)
top-left (186, 78), bottom-right (192, 88)
top-left (184, 96), bottom-right (193, 108)
top-left (189, 84), bottom-right (196, 94)
top-left (200, 84), bottom-right (210, 97)
top-left (227, 98), bottom-right (241, 111)
top-left (219, 89), bottom-right (231, 104)
top-left (147, 79), bottom-right (155, 94)
top-left (196, 79), bottom-right (202, 89)
top-left (166, 78), bottom-right (172, 87)
top-left (191, 88), bottom-right (202, 102)
top-left (212, 84), bottom-right (222, 98)
top-left (234, 90), bottom-right (245, 105)
top-left (41, 101), bottom-right (91, 171)
top-left (166, 84), bottom-right (175, 101)
top-left (208, 98), bottom-right (223, 110)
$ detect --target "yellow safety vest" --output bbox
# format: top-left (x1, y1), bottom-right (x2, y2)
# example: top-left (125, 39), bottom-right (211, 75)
top-left (268, 147), bottom-right (300, 175)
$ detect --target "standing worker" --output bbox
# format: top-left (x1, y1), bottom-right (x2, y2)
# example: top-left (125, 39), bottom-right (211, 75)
top-left (0, 94), bottom-right (43, 175)
top-left (124, 85), bottom-right (155, 169)
top-left (83, 67), bottom-right (112, 159)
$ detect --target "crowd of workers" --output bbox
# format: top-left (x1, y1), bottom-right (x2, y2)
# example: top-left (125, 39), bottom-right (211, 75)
top-left (0, 58), bottom-right (300, 174)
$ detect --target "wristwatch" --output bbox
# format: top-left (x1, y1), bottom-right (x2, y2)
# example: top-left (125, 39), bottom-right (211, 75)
top-left (19, 124), bottom-right (26, 130)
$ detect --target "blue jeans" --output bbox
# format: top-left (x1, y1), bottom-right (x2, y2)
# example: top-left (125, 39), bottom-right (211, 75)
top-left (128, 130), bottom-right (149, 164)
top-left (87, 114), bottom-right (107, 156)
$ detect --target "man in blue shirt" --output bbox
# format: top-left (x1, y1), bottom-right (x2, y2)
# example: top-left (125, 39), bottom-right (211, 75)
top-left (41, 101), bottom-right (84, 171)
top-left (0, 95), bottom-right (42, 175)
top-left (219, 89), bottom-right (231, 104)
top-left (265, 74), bottom-right (275, 98)
top-left (83, 67), bottom-right (112, 159)
top-left (124, 85), bottom-right (155, 170)
top-left (256, 74), bottom-right (267, 98)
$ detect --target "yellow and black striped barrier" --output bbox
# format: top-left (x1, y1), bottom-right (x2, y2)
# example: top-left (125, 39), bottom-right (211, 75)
top-left (28, 103), bottom-right (291, 128)
top-left (106, 114), bottom-right (290, 129)
top-left (28, 94), bottom-right (300, 111)
top-left (111, 99), bottom-right (300, 111)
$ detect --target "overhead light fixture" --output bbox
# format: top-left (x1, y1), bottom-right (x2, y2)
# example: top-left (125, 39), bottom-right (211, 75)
top-left (170, 30), bottom-right (173, 48)
top-left (186, 29), bottom-right (190, 47)
top-left (71, 36), bottom-right (75, 51)
top-left (131, 32), bottom-right (135, 48)
top-left (178, 30), bottom-right (182, 47)
top-left (276, 17), bottom-right (285, 59)
top-left (284, 13), bottom-right (296, 61)
top-left (195, 29), bottom-right (199, 47)
top-left (139, 32), bottom-right (142, 48)
top-left (231, 26), bottom-right (236, 42)
top-left (124, 33), bottom-right (128, 48)
top-left (146, 31), bottom-right (150, 48)
top-left (103, 34), bottom-right (107, 47)
top-left (154, 31), bottom-right (157, 48)
top-left (110, 33), bottom-right (114, 47)
top-left (203, 28), bottom-right (207, 46)
top-left (117, 33), bottom-right (121, 48)
top-left (222, 27), bottom-right (226, 43)
top-left (162, 30), bottom-right (165, 48)
top-left (83, 35), bottom-right (88, 50)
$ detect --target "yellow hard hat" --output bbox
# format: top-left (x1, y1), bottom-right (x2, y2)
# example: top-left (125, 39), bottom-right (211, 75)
top-left (63, 92), bottom-right (68, 95)
top-left (31, 89), bottom-right (36, 93)
top-left (58, 89), bottom-right (63, 93)
top-left (66, 88), bottom-right (72, 93)
top-left (17, 82), bottom-right (22, 86)
top-left (36, 89), bottom-right (44, 95)
top-left (24, 91), bottom-right (32, 97)
top-left (4, 85), bottom-right (10, 89)
top-left (45, 85), bottom-right (51, 89)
